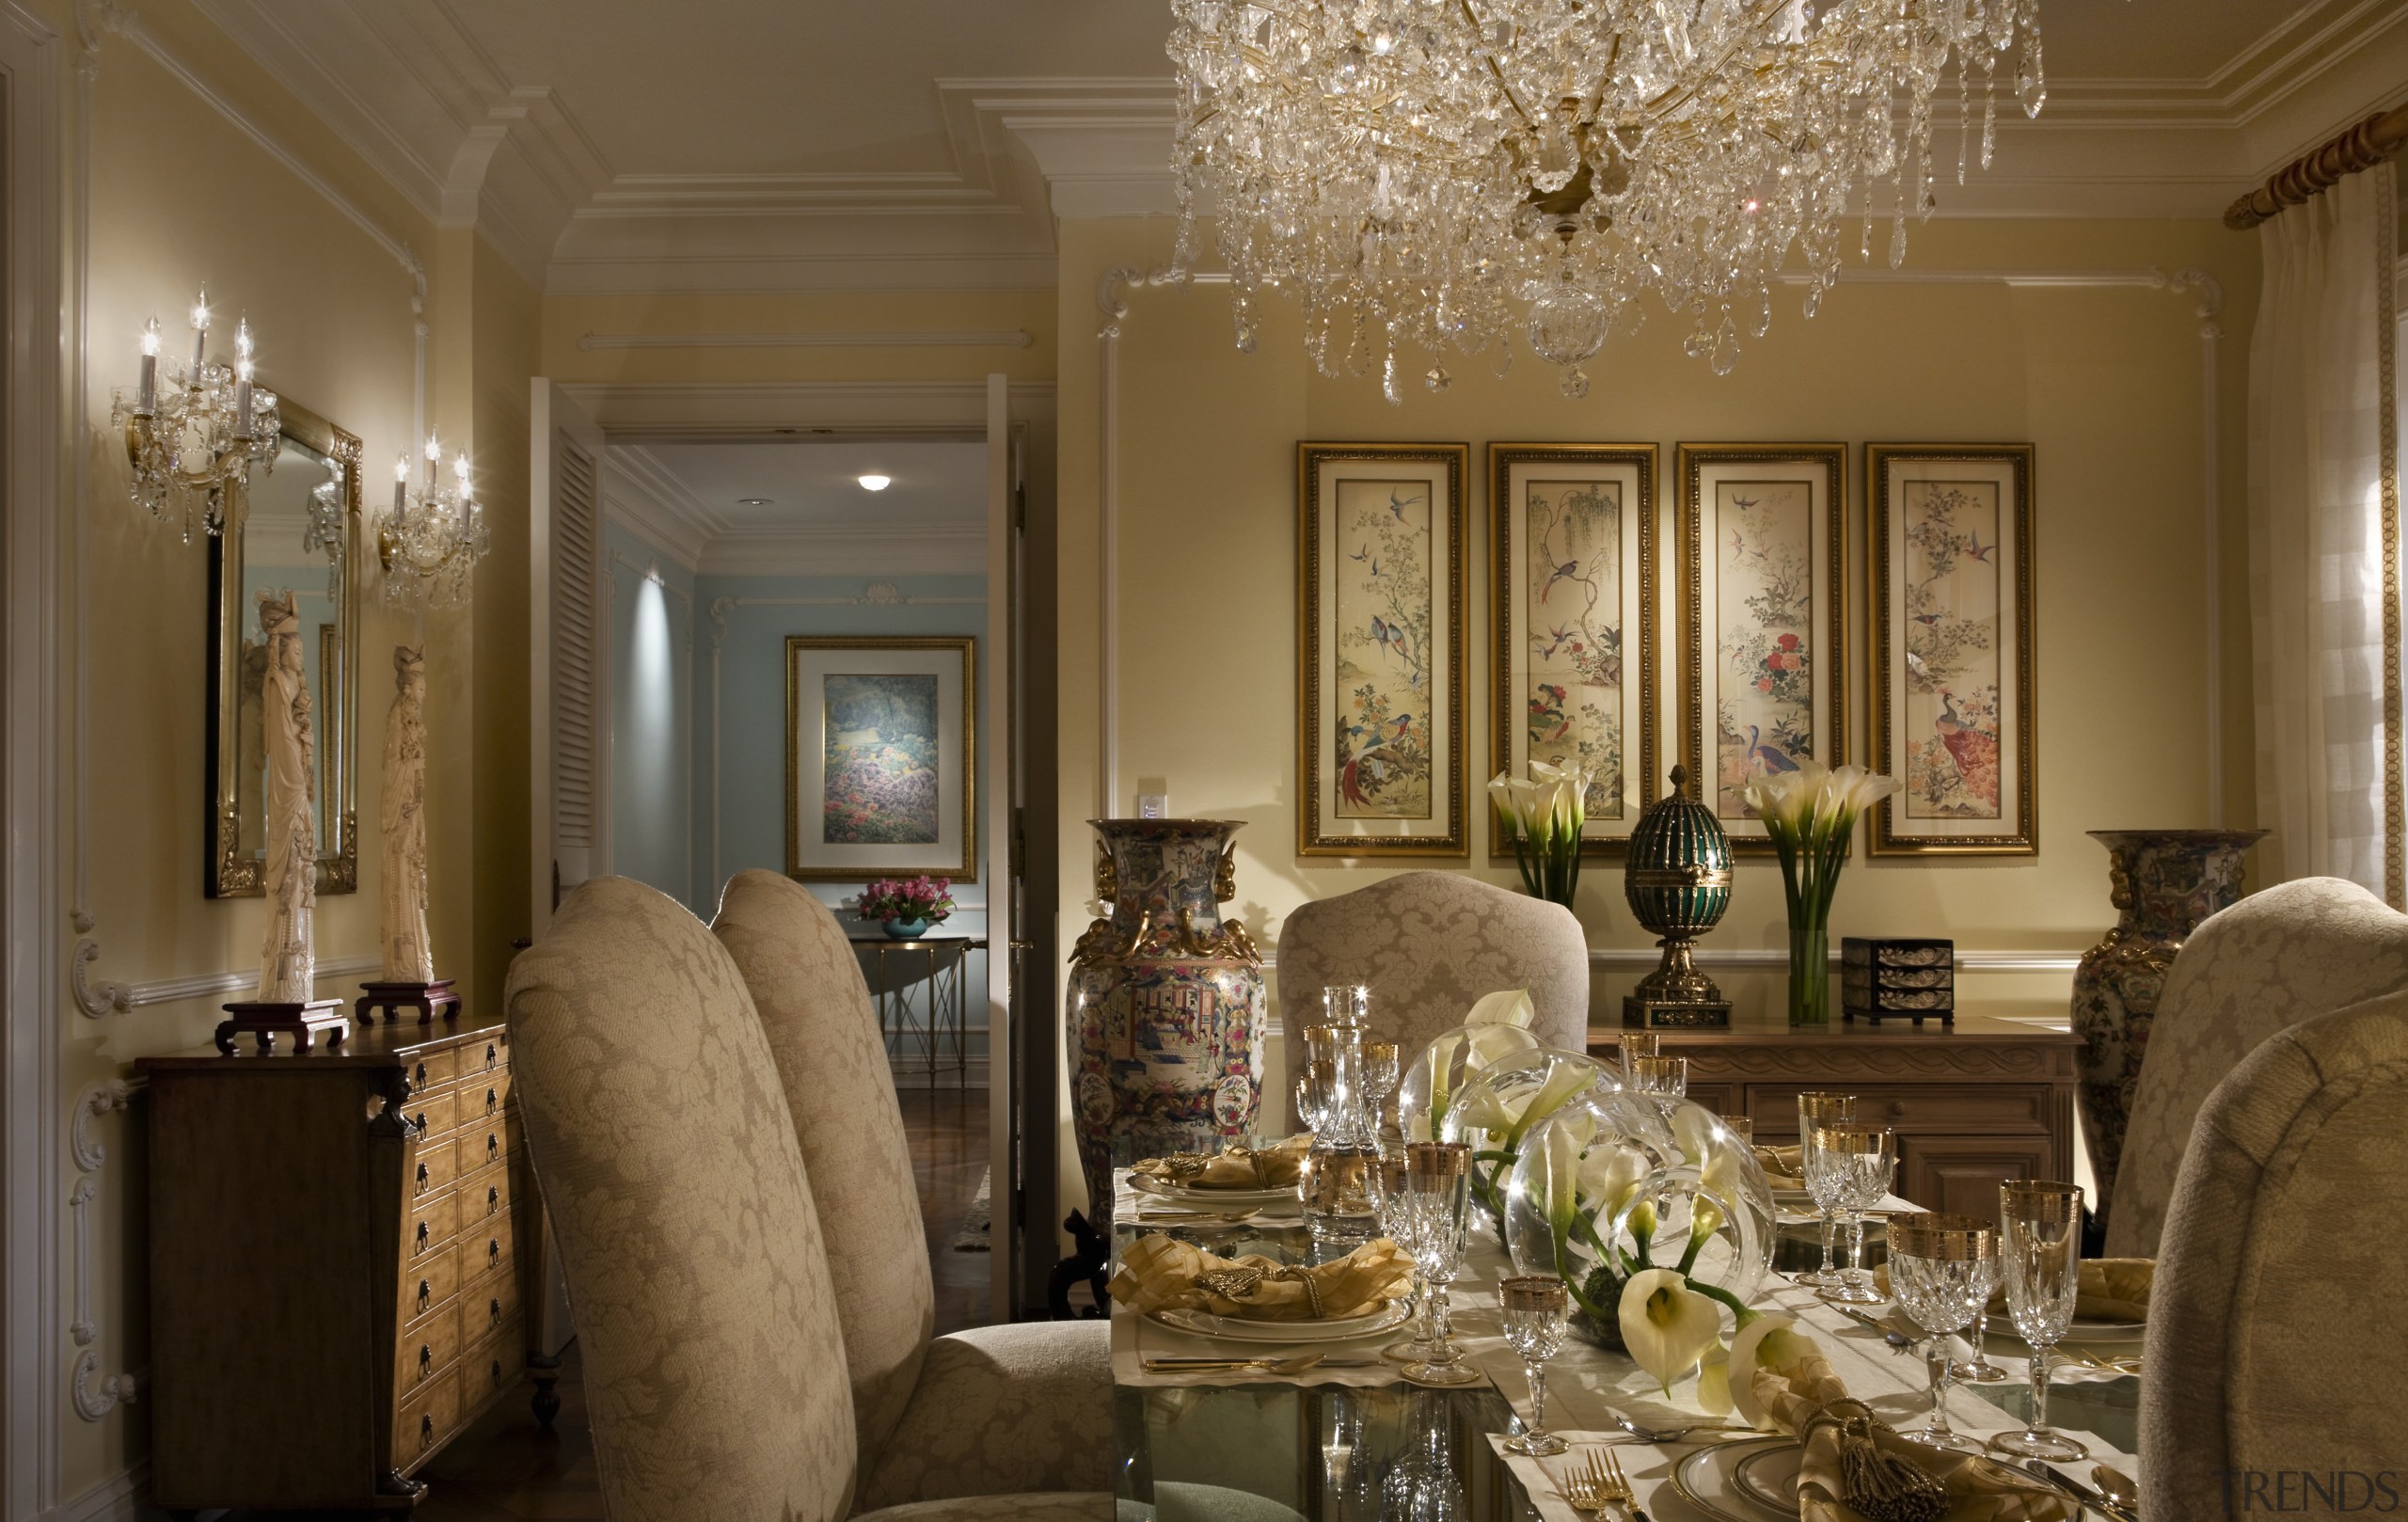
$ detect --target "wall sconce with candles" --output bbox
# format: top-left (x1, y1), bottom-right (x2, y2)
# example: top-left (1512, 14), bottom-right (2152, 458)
top-left (108, 289), bottom-right (281, 541)
top-left (375, 435), bottom-right (491, 609)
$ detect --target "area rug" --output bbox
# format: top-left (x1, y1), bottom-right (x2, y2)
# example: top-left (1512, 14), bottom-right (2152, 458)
top-left (951, 1167), bottom-right (991, 1252)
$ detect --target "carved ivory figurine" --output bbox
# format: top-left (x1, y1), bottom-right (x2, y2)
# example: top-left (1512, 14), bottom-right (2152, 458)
top-left (255, 590), bottom-right (317, 1003)
top-left (380, 645), bottom-right (434, 982)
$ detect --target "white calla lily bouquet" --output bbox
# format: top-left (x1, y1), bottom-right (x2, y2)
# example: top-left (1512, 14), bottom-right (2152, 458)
top-left (1742, 760), bottom-right (1900, 1026)
top-left (1490, 758), bottom-right (1597, 906)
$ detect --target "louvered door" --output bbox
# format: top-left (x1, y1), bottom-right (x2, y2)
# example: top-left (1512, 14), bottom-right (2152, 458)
top-left (530, 380), bottom-right (608, 931)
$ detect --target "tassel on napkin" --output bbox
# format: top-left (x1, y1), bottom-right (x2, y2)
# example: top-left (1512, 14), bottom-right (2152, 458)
top-left (1106, 1233), bottom-right (1412, 1322)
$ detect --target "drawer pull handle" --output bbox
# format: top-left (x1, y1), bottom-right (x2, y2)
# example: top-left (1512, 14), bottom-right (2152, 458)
top-left (419, 1344), bottom-right (433, 1375)
top-left (417, 1278), bottom-right (433, 1310)
top-left (420, 1413), bottom-right (435, 1443)
top-left (483, 1044), bottom-right (498, 1070)
top-left (489, 1295), bottom-right (502, 1325)
top-left (415, 1222), bottom-right (430, 1250)
top-left (490, 1357), bottom-right (503, 1386)
top-left (415, 1163), bottom-right (430, 1194)
top-left (414, 1061), bottom-right (428, 1086)
top-left (486, 1087), bottom-right (499, 1115)
top-left (487, 1185), bottom-right (500, 1214)
top-left (1887, 1100), bottom-right (1908, 1118)
top-left (486, 1134), bottom-right (499, 1160)
top-left (488, 1238), bottom-right (502, 1267)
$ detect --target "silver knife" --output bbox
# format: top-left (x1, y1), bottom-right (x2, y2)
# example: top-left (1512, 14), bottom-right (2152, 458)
top-left (1143, 1356), bottom-right (1380, 1368)
top-left (2020, 1457), bottom-right (2136, 1522)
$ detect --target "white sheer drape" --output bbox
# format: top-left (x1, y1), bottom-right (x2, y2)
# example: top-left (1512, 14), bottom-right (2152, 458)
top-left (2248, 168), bottom-right (2401, 904)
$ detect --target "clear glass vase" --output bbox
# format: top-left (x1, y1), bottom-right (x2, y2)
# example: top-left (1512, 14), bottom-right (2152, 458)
top-left (1788, 913), bottom-right (1830, 1027)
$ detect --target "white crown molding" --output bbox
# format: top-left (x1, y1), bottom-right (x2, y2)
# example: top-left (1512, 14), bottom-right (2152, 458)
top-left (695, 524), bottom-right (988, 579)
top-left (578, 329), bottom-right (1033, 352)
top-left (559, 379), bottom-right (1055, 439)
top-left (601, 444), bottom-right (719, 574)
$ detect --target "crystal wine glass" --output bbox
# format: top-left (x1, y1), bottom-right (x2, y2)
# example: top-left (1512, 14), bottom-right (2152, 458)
top-left (1988, 1181), bottom-right (2090, 1462)
top-left (1322, 984), bottom-right (1370, 1028)
top-left (1371, 1153), bottom-right (1437, 1363)
top-left (1294, 1057), bottom-right (1336, 1133)
top-left (1617, 1030), bottom-right (1660, 1080)
top-left (1793, 1092), bottom-right (1857, 1288)
top-left (1362, 1039), bottom-right (1402, 1145)
top-left (1627, 1054), bottom-right (1687, 1101)
top-left (1808, 1124), bottom-right (1893, 1306)
top-left (1401, 1141), bottom-right (1481, 1387)
top-left (1888, 1213), bottom-right (1999, 1453)
top-left (1498, 1276), bottom-right (1570, 1455)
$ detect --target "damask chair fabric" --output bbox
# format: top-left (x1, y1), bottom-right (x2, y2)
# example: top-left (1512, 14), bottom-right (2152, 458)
top-left (2105, 877), bottom-right (2408, 1258)
top-left (1275, 872), bottom-right (1590, 1123)
top-left (2139, 991), bottom-right (2408, 1517)
top-left (504, 875), bottom-right (858, 1522)
top-left (711, 870), bottom-right (1113, 1513)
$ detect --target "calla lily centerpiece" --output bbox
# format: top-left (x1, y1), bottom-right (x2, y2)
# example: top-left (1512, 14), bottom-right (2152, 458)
top-left (1742, 760), bottom-right (1900, 1026)
top-left (1491, 758), bottom-right (1596, 907)
top-left (1441, 1044), bottom-right (1603, 1232)
top-left (1619, 1269), bottom-right (1727, 1396)
top-left (1400, 988), bottom-right (1539, 1141)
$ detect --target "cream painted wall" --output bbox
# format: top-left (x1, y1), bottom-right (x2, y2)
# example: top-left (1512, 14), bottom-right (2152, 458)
top-left (539, 289), bottom-right (1057, 387)
top-left (1054, 215), bottom-right (2258, 1203)
top-left (45, 1), bottom-right (538, 1501)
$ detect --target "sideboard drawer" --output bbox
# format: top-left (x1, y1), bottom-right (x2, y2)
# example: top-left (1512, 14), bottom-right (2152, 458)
top-left (465, 1070), bottom-right (513, 1123)
top-left (455, 1117), bottom-right (516, 1178)
top-left (413, 1137), bottom-right (458, 1200)
top-left (464, 1035), bottom-right (509, 1079)
top-left (466, 1322), bottom-right (527, 1408)
top-left (460, 1272), bottom-right (519, 1348)
top-left (460, 1161), bottom-right (512, 1229)
top-left (406, 1088), bottom-right (459, 1139)
top-left (1742, 1083), bottom-right (2048, 1138)
top-left (407, 1188), bottom-right (456, 1262)
top-left (394, 1369), bottom-right (461, 1470)
top-left (459, 1213), bottom-right (515, 1289)
top-left (395, 1302), bottom-right (462, 1398)
top-left (409, 1048), bottom-right (460, 1094)
top-left (403, 1250), bottom-right (459, 1328)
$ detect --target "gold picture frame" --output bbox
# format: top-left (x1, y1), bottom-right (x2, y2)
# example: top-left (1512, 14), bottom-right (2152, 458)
top-left (1868, 443), bottom-right (2037, 856)
top-left (784, 635), bottom-right (977, 881)
top-left (1676, 443), bottom-right (1848, 854)
top-left (1488, 442), bottom-right (1660, 855)
top-left (1297, 441), bottom-right (1470, 857)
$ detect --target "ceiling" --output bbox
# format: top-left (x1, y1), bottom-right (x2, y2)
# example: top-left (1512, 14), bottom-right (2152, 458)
top-left (197, 0), bottom-right (2408, 291)
top-left (608, 439), bottom-right (990, 579)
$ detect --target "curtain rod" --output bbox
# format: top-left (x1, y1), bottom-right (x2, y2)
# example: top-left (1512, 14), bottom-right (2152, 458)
top-left (2225, 100), bottom-right (2408, 230)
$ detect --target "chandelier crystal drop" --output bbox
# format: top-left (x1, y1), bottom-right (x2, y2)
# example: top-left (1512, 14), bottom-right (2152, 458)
top-left (1167, 0), bottom-right (2047, 398)
top-left (108, 290), bottom-right (281, 536)
top-left (377, 436), bottom-right (491, 609)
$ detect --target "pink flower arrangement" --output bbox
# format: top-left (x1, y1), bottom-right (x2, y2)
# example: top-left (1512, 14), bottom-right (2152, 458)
top-left (857, 875), bottom-right (955, 924)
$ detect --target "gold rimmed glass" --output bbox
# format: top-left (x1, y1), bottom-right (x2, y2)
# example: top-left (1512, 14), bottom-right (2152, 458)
top-left (1361, 1039), bottom-right (1402, 1143)
top-left (1498, 1276), bottom-right (1570, 1455)
top-left (1627, 1054), bottom-right (1687, 1099)
top-left (1321, 984), bottom-right (1370, 1027)
top-left (1988, 1181), bottom-right (2089, 1463)
top-left (1400, 1141), bottom-right (1480, 1386)
top-left (1807, 1124), bottom-right (1893, 1305)
top-left (1794, 1093), bottom-right (1858, 1288)
top-left (1370, 1153), bottom-right (1438, 1363)
top-left (1888, 1213), bottom-right (1999, 1453)
top-left (1617, 1031), bottom-right (1660, 1078)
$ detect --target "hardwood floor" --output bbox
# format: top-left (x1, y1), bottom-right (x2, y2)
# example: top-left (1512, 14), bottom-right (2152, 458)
top-left (218, 1086), bottom-right (994, 1520)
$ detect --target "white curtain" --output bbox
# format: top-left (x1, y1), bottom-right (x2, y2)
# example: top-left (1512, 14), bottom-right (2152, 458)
top-left (2248, 167), bottom-right (2401, 905)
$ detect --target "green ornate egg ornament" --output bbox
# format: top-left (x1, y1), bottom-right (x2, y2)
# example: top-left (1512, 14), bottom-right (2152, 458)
top-left (1621, 765), bottom-right (1734, 1029)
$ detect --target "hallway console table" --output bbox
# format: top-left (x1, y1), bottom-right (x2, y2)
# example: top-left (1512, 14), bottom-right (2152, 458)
top-left (1590, 1010), bottom-right (2083, 1216)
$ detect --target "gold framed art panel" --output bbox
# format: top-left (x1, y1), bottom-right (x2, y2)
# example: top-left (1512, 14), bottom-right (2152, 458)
top-left (1297, 441), bottom-right (1470, 857)
top-left (1487, 442), bottom-right (1660, 856)
top-left (1867, 443), bottom-right (2037, 856)
top-left (784, 635), bottom-right (978, 881)
top-left (1676, 443), bottom-right (1847, 854)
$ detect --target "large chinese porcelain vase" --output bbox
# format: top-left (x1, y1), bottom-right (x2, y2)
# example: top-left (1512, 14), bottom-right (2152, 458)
top-left (1067, 817), bottom-right (1266, 1232)
top-left (2071, 827), bottom-right (2263, 1220)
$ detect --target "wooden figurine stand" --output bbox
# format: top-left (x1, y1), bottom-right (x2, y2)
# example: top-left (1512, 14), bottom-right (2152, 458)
top-left (214, 998), bottom-right (348, 1054)
top-left (356, 978), bottom-right (462, 1024)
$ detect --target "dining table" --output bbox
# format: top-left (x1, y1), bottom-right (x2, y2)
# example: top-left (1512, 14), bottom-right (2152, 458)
top-left (1108, 1169), bottom-right (2142, 1521)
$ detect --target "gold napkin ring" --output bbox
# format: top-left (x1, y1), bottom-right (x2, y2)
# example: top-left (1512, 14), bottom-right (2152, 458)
top-left (1192, 1262), bottom-right (1327, 1320)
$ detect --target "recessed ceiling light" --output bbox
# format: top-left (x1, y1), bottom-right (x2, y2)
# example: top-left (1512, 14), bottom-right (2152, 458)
top-left (858, 473), bottom-right (892, 492)
top-left (737, 497), bottom-right (773, 506)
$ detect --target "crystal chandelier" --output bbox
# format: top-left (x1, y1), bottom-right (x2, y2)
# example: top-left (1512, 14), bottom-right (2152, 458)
top-left (377, 436), bottom-right (490, 609)
top-left (1167, 0), bottom-right (2046, 398)
top-left (108, 290), bottom-right (280, 534)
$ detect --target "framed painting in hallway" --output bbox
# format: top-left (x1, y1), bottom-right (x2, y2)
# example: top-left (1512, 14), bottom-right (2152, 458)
top-left (1488, 442), bottom-right (1660, 855)
top-left (1297, 442), bottom-right (1469, 857)
top-left (1868, 444), bottom-right (2038, 856)
top-left (1677, 442), bottom-right (1847, 853)
top-left (785, 635), bottom-right (977, 880)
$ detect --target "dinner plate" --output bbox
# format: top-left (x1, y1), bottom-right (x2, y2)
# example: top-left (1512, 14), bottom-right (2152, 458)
top-left (1670, 1438), bottom-right (1798, 1522)
top-left (2003, 1314), bottom-right (2147, 1345)
top-left (1730, 1443), bottom-right (1807, 1515)
top-left (1129, 1174), bottom-right (1301, 1210)
top-left (1149, 1301), bottom-right (1410, 1343)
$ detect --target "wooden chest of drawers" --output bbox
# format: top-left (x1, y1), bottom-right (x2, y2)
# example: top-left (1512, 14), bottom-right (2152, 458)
top-left (1589, 1010), bottom-right (2084, 1216)
top-left (139, 1016), bottom-right (540, 1512)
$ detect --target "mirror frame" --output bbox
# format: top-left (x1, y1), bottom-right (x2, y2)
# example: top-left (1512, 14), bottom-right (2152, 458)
top-left (203, 396), bottom-right (361, 898)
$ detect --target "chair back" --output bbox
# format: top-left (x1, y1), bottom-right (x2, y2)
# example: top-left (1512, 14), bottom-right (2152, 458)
top-left (2107, 877), bottom-right (2408, 1256)
top-left (712, 869), bottom-right (935, 1470)
top-left (506, 876), bottom-right (857, 1522)
top-left (1275, 871), bottom-right (1590, 1123)
top-left (2141, 990), bottom-right (2408, 1514)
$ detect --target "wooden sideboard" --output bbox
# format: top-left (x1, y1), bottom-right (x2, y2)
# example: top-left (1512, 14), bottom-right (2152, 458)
top-left (138, 1015), bottom-right (544, 1514)
top-left (1588, 1011), bottom-right (2083, 1216)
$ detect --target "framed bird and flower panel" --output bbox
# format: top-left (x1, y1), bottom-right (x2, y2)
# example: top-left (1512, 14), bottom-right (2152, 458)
top-left (1488, 443), bottom-right (1660, 854)
top-left (1869, 444), bottom-right (2037, 855)
top-left (1676, 443), bottom-right (1847, 852)
top-left (1297, 442), bottom-right (1470, 857)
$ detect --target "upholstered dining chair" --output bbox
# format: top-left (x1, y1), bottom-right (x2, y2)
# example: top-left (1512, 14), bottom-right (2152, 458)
top-left (2105, 876), bottom-right (2408, 1257)
top-left (1274, 871), bottom-right (1590, 1125)
top-left (2140, 990), bottom-right (2408, 1516)
top-left (505, 876), bottom-right (1109, 1522)
top-left (710, 870), bottom-right (1113, 1513)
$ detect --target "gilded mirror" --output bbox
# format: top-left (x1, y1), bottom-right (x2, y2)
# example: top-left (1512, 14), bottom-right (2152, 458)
top-left (205, 398), bottom-right (360, 896)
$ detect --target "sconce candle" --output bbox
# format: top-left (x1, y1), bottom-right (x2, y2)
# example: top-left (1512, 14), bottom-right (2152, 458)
top-left (188, 289), bottom-right (211, 371)
top-left (232, 319), bottom-right (254, 436)
top-left (391, 455), bottom-right (408, 521)
top-left (136, 318), bottom-right (159, 414)
top-left (377, 434), bottom-right (491, 608)
top-left (108, 286), bottom-right (278, 539)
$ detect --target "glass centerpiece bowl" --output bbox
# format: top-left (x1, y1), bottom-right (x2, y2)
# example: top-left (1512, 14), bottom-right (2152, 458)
top-left (1396, 1014), bottom-right (1543, 1146)
top-left (1434, 1045), bottom-right (1605, 1238)
top-left (1504, 1090), bottom-right (1774, 1349)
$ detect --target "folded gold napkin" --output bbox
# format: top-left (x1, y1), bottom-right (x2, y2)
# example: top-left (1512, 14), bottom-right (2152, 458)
top-left (1130, 1134), bottom-right (1310, 1191)
top-left (1755, 1144), bottom-right (1805, 1190)
top-left (1751, 1350), bottom-right (2073, 1522)
top-left (1874, 1258), bottom-right (2152, 1324)
top-left (1106, 1233), bottom-right (1413, 1322)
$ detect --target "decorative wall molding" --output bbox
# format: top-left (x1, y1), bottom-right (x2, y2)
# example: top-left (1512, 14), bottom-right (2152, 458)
top-left (55, 1461), bottom-right (147, 1522)
top-left (1251, 947), bottom-right (2084, 975)
top-left (1092, 263), bottom-right (2226, 821)
top-left (68, 1078), bottom-right (144, 1424)
top-left (116, 953), bottom-right (379, 1012)
top-left (578, 329), bottom-right (1033, 352)
top-left (560, 378), bottom-right (1054, 438)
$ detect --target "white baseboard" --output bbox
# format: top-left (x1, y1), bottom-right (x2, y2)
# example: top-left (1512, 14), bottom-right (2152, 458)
top-left (55, 1462), bottom-right (146, 1522)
